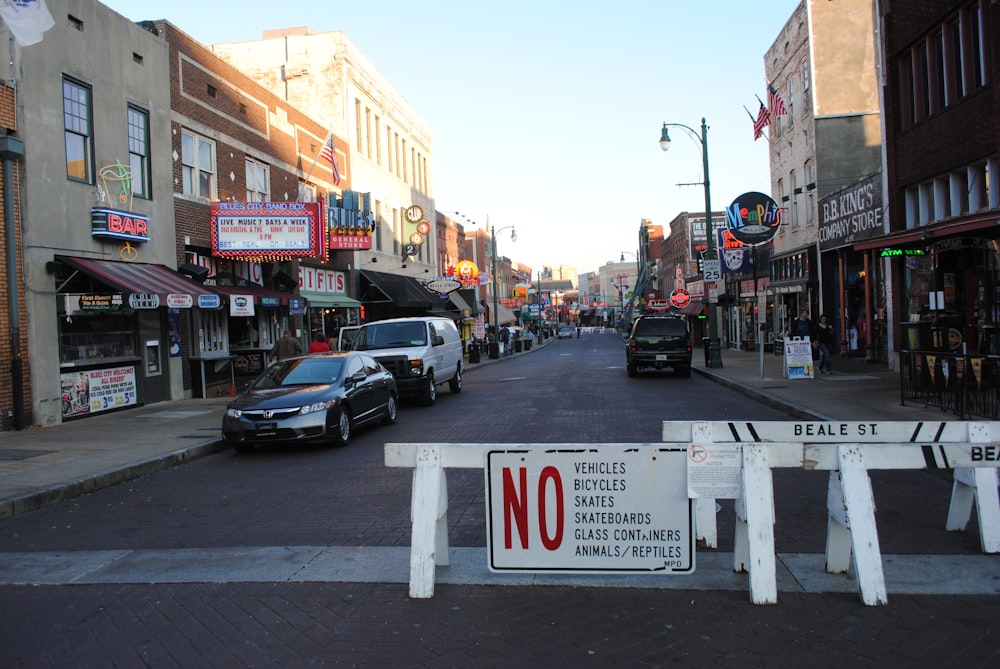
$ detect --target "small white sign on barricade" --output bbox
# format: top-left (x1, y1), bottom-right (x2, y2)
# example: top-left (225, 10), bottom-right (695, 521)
top-left (686, 443), bottom-right (741, 499)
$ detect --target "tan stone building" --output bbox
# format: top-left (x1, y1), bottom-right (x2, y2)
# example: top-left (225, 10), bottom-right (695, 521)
top-left (209, 27), bottom-right (438, 290)
top-left (765, 0), bottom-right (883, 359)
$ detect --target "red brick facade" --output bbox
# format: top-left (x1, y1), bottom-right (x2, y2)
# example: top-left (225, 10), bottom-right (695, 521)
top-left (0, 83), bottom-right (29, 430)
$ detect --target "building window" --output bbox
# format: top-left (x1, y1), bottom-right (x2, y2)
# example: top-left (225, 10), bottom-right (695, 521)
top-left (245, 158), bottom-right (269, 202)
top-left (898, 3), bottom-right (989, 128)
top-left (63, 77), bottom-right (93, 183)
top-left (127, 105), bottom-right (150, 199)
top-left (386, 125), bottom-right (394, 174)
top-left (354, 99), bottom-right (362, 154)
top-left (789, 170), bottom-right (799, 228)
top-left (298, 181), bottom-right (317, 203)
top-left (181, 130), bottom-right (215, 199)
top-left (786, 78), bottom-right (794, 127)
top-left (800, 60), bottom-right (810, 91)
top-left (805, 162), bottom-right (815, 223)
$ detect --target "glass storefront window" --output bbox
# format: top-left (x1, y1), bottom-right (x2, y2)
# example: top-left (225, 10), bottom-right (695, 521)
top-left (58, 309), bottom-right (137, 366)
top-left (193, 308), bottom-right (228, 357)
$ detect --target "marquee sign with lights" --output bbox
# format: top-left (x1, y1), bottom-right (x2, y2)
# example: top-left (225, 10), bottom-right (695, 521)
top-left (210, 201), bottom-right (326, 262)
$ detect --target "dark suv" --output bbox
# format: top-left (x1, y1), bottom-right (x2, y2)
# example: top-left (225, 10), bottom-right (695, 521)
top-left (626, 316), bottom-right (693, 377)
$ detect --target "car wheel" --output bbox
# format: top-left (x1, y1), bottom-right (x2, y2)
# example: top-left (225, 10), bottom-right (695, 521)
top-left (381, 393), bottom-right (398, 425)
top-left (421, 371), bottom-right (437, 406)
top-left (627, 361), bottom-right (638, 377)
top-left (677, 365), bottom-right (691, 378)
top-left (329, 405), bottom-right (352, 447)
top-left (448, 365), bottom-right (462, 394)
top-left (233, 442), bottom-right (255, 454)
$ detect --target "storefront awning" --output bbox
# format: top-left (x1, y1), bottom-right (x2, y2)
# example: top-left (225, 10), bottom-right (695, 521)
top-left (205, 281), bottom-right (289, 306)
top-left (853, 213), bottom-right (1000, 251)
top-left (496, 303), bottom-right (517, 325)
top-left (56, 256), bottom-right (217, 302)
top-left (299, 290), bottom-right (361, 308)
top-left (676, 301), bottom-right (707, 316)
top-left (359, 270), bottom-right (435, 309)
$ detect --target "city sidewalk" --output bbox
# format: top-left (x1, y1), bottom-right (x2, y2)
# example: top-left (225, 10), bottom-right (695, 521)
top-left (0, 331), bottom-right (964, 519)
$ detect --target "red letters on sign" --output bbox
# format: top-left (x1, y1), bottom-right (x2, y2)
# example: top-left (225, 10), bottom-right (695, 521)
top-left (108, 213), bottom-right (148, 237)
top-left (501, 465), bottom-right (565, 551)
top-left (538, 466), bottom-right (564, 550)
top-left (503, 467), bottom-right (529, 549)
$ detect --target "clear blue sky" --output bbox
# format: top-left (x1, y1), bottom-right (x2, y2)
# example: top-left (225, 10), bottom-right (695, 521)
top-left (102, 0), bottom-right (801, 276)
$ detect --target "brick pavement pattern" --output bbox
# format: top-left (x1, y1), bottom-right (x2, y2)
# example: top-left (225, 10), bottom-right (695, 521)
top-left (2, 583), bottom-right (999, 668)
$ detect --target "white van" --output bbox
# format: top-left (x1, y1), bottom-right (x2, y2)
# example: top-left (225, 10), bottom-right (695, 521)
top-left (341, 317), bottom-right (463, 405)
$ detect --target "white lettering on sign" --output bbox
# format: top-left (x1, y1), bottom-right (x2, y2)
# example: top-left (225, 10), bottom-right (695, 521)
top-left (485, 446), bottom-right (693, 573)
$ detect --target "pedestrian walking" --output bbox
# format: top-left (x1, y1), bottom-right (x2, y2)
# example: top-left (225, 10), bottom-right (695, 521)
top-left (794, 310), bottom-right (812, 339)
top-left (815, 315), bottom-right (835, 374)
top-left (307, 333), bottom-right (330, 354)
top-left (272, 329), bottom-right (302, 360)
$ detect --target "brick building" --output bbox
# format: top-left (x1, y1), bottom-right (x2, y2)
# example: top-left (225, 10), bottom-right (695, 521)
top-left (857, 1), bottom-right (999, 363)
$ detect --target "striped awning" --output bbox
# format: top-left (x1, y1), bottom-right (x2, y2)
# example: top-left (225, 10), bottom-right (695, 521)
top-left (56, 256), bottom-right (217, 302)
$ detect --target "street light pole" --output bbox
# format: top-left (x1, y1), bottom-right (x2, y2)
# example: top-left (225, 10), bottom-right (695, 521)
top-left (489, 221), bottom-right (516, 358)
top-left (660, 117), bottom-right (723, 368)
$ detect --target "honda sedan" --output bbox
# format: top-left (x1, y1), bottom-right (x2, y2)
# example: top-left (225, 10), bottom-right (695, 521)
top-left (222, 351), bottom-right (397, 452)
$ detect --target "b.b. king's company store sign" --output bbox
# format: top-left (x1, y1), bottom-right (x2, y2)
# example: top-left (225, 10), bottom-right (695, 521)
top-left (818, 174), bottom-right (883, 251)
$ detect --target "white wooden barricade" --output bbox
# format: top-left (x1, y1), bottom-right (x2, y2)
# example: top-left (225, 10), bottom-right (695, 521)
top-left (387, 425), bottom-right (1000, 604)
top-left (386, 443), bottom-right (477, 598)
top-left (665, 420), bottom-right (1000, 606)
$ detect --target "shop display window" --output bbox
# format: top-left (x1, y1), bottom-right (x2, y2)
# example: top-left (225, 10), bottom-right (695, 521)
top-left (59, 312), bottom-right (138, 367)
top-left (192, 308), bottom-right (228, 358)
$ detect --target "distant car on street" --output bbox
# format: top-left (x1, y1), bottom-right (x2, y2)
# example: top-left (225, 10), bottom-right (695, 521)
top-left (222, 351), bottom-right (397, 452)
top-left (557, 326), bottom-right (574, 339)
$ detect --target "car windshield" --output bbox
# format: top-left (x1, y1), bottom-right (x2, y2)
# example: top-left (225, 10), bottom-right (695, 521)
top-left (353, 322), bottom-right (427, 350)
top-left (254, 357), bottom-right (344, 389)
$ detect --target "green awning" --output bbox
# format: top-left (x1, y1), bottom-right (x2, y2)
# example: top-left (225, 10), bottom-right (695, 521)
top-left (300, 290), bottom-right (361, 308)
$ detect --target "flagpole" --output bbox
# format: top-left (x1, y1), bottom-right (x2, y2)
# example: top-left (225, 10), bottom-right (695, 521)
top-left (298, 131), bottom-right (333, 201)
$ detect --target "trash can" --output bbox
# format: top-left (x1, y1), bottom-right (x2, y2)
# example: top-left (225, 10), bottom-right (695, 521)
top-left (468, 345), bottom-right (480, 363)
top-left (702, 337), bottom-right (711, 366)
top-left (489, 342), bottom-right (500, 359)
top-left (514, 339), bottom-right (523, 353)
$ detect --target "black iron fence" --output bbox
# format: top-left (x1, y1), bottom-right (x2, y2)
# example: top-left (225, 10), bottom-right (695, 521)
top-left (900, 349), bottom-right (1000, 419)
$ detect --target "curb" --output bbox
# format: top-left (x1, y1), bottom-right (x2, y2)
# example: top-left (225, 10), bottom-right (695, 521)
top-left (691, 366), bottom-right (828, 421)
top-left (0, 438), bottom-right (228, 519)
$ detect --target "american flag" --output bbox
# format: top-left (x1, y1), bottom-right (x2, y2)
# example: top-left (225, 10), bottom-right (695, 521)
top-left (753, 102), bottom-right (771, 140)
top-left (319, 134), bottom-right (341, 185)
top-left (768, 84), bottom-right (787, 116)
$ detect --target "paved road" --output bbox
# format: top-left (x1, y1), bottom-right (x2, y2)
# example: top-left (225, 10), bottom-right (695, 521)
top-left (1, 330), bottom-right (998, 668)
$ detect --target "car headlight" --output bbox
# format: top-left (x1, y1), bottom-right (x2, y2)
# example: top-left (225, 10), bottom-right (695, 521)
top-left (409, 359), bottom-right (424, 376)
top-left (300, 400), bottom-right (334, 415)
top-left (226, 407), bottom-right (242, 418)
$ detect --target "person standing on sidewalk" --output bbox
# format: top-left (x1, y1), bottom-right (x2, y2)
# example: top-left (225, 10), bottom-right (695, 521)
top-left (794, 310), bottom-right (812, 339)
top-left (815, 315), bottom-right (835, 374)
top-left (307, 333), bottom-right (330, 354)
top-left (272, 330), bottom-right (302, 360)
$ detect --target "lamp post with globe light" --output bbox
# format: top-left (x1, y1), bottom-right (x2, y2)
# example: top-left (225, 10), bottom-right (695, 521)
top-left (489, 221), bottom-right (516, 358)
top-left (659, 118), bottom-right (723, 368)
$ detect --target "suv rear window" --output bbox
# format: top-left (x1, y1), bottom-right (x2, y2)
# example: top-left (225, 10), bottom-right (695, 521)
top-left (633, 318), bottom-right (687, 337)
